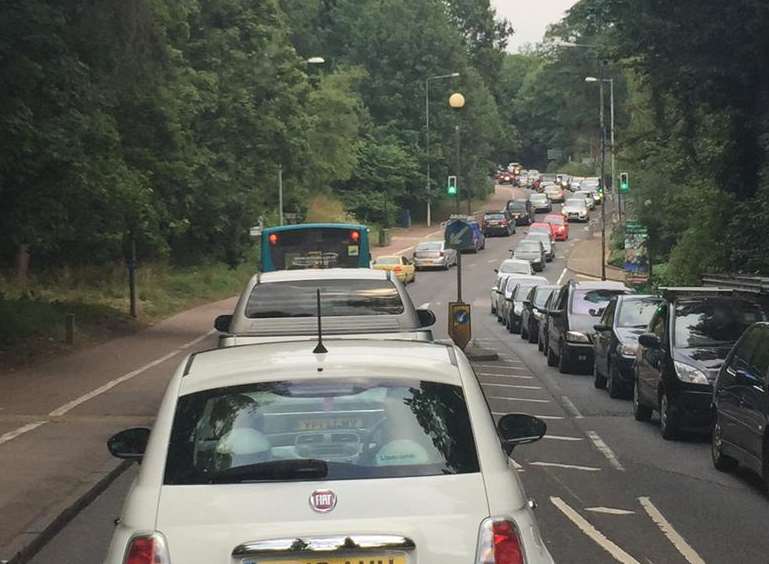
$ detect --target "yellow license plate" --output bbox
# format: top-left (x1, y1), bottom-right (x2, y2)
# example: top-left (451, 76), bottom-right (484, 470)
top-left (257, 557), bottom-right (406, 564)
top-left (296, 418), bottom-right (363, 431)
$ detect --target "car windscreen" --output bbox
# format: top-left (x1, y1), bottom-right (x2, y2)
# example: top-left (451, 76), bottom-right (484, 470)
top-left (163, 379), bottom-right (480, 485)
top-left (517, 241), bottom-right (540, 252)
top-left (266, 228), bottom-right (362, 270)
top-left (526, 235), bottom-right (551, 248)
top-left (507, 201), bottom-right (526, 211)
top-left (565, 199), bottom-right (586, 208)
top-left (617, 298), bottom-right (661, 328)
top-left (245, 279), bottom-right (404, 318)
top-left (500, 262), bottom-right (529, 274)
top-left (673, 299), bottom-right (765, 348)
top-left (530, 195), bottom-right (547, 202)
top-left (533, 287), bottom-right (554, 308)
top-left (513, 281), bottom-right (539, 300)
top-left (571, 289), bottom-right (628, 316)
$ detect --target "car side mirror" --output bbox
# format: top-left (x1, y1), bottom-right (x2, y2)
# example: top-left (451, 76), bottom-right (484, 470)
top-left (638, 333), bottom-right (660, 348)
top-left (494, 268), bottom-right (499, 273)
top-left (417, 308), bottom-right (436, 328)
top-left (523, 300), bottom-right (532, 306)
top-left (214, 314), bottom-right (232, 333)
top-left (107, 427), bottom-right (150, 462)
top-left (497, 414), bottom-right (547, 454)
top-left (593, 324), bottom-right (610, 332)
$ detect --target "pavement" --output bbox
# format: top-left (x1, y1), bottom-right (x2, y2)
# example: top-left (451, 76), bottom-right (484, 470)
top-left (566, 232), bottom-right (626, 282)
top-left (23, 188), bottom-right (769, 564)
top-left (0, 187), bottom-right (513, 563)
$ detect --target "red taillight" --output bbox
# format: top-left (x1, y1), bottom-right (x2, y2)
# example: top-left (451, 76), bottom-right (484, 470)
top-left (350, 230), bottom-right (360, 242)
top-left (476, 518), bottom-right (524, 564)
top-left (125, 533), bottom-right (169, 564)
top-left (268, 233), bottom-right (278, 245)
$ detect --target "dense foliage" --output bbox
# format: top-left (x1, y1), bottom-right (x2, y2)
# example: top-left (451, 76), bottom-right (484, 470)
top-left (0, 0), bottom-right (513, 271)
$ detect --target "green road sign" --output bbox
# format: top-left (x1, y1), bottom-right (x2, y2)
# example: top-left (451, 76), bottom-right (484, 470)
top-left (447, 175), bottom-right (458, 197)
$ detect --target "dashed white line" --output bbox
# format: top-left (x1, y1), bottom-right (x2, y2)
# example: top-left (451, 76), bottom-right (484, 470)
top-left (638, 497), bottom-right (706, 564)
top-left (543, 435), bottom-right (584, 442)
top-left (478, 372), bottom-right (533, 380)
top-left (561, 396), bottom-right (584, 418)
top-left (550, 497), bottom-right (640, 564)
top-left (557, 267), bottom-right (568, 285)
top-left (0, 421), bottom-right (46, 446)
top-left (586, 507), bottom-right (635, 516)
top-left (532, 462), bottom-right (600, 472)
top-left (586, 431), bottom-right (625, 471)
top-left (482, 383), bottom-right (541, 390)
top-left (486, 396), bottom-right (551, 404)
top-left (532, 415), bottom-right (565, 420)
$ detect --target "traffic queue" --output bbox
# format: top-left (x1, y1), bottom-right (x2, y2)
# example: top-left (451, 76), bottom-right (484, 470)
top-left (101, 220), bottom-right (556, 563)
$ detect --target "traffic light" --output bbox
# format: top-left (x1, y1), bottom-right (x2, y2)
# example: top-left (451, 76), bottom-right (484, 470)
top-left (619, 172), bottom-right (630, 193)
top-left (447, 175), bottom-right (458, 197)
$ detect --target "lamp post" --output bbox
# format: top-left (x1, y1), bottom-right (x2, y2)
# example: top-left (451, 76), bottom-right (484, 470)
top-left (585, 75), bottom-right (608, 281)
top-left (425, 73), bottom-right (460, 227)
top-left (449, 92), bottom-right (466, 215)
top-left (586, 76), bottom-right (617, 220)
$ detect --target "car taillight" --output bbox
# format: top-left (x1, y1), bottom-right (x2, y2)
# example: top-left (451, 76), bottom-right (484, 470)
top-left (476, 518), bottom-right (525, 564)
top-left (125, 533), bottom-right (170, 564)
top-left (350, 230), bottom-right (360, 242)
top-left (268, 233), bottom-right (279, 245)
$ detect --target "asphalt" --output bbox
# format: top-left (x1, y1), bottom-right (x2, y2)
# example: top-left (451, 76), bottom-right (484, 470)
top-left (11, 187), bottom-right (769, 564)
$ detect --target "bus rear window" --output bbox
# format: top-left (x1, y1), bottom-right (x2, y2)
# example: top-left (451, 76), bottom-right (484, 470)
top-left (245, 279), bottom-right (404, 318)
top-left (268, 228), bottom-right (362, 270)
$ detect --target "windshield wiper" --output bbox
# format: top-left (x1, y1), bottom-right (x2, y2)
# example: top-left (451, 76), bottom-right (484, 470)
top-left (207, 459), bottom-right (329, 483)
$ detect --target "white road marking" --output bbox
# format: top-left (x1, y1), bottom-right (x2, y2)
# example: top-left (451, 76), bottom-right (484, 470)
top-left (509, 458), bottom-right (524, 471)
top-left (550, 497), bottom-right (640, 564)
top-left (0, 421), bottom-right (47, 446)
top-left (586, 431), bottom-right (625, 471)
top-left (638, 497), bottom-right (706, 564)
top-left (394, 246), bottom-right (414, 256)
top-left (487, 259), bottom-right (497, 263)
top-left (486, 396), bottom-right (551, 404)
top-left (532, 462), bottom-right (601, 472)
top-left (586, 507), bottom-right (635, 516)
top-left (418, 302), bottom-right (431, 309)
top-left (543, 435), bottom-right (584, 441)
top-left (479, 373), bottom-right (533, 380)
top-left (532, 415), bottom-right (565, 420)
top-left (482, 383), bottom-right (541, 390)
top-left (561, 396), bottom-right (584, 418)
top-left (557, 267), bottom-right (568, 285)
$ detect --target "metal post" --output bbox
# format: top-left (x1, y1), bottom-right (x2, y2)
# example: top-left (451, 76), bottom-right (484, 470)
top-left (609, 79), bottom-right (620, 222)
top-left (599, 66), bottom-right (607, 281)
top-left (456, 251), bottom-right (463, 302)
top-left (455, 124), bottom-right (461, 214)
top-left (425, 79), bottom-right (431, 227)
top-left (128, 236), bottom-right (138, 318)
top-left (64, 313), bottom-right (75, 345)
top-left (278, 165), bottom-right (284, 226)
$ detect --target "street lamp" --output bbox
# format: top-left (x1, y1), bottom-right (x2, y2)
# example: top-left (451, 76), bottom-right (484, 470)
top-left (449, 93), bottom-right (466, 215)
top-left (585, 76), bottom-right (617, 219)
top-left (425, 72), bottom-right (460, 227)
top-left (585, 74), bottom-right (609, 281)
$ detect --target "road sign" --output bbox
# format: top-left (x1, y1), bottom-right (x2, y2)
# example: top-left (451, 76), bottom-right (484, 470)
top-left (447, 175), bottom-right (458, 197)
top-left (619, 172), bottom-right (630, 193)
top-left (448, 302), bottom-right (472, 349)
top-left (547, 148), bottom-right (563, 161)
top-left (444, 218), bottom-right (474, 250)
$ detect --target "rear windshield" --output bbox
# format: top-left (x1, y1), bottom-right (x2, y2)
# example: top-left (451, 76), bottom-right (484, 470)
top-left (266, 228), bottom-right (362, 270)
top-left (571, 288), bottom-right (628, 316)
top-left (416, 242), bottom-right (442, 252)
top-left (617, 298), bottom-right (661, 328)
top-left (517, 241), bottom-right (541, 251)
top-left (674, 299), bottom-right (765, 348)
top-left (500, 261), bottom-right (530, 274)
top-left (164, 379), bottom-right (480, 485)
top-left (507, 201), bottom-right (526, 211)
top-left (484, 213), bottom-right (505, 220)
top-left (245, 279), bottom-right (404, 318)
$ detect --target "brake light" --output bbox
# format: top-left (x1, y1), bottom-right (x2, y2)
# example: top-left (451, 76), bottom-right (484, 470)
top-left (268, 233), bottom-right (278, 245)
top-left (350, 230), bottom-right (360, 242)
top-left (125, 533), bottom-right (170, 564)
top-left (476, 518), bottom-right (524, 564)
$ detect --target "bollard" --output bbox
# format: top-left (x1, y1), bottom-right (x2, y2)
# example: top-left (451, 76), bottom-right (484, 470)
top-left (65, 313), bottom-right (75, 345)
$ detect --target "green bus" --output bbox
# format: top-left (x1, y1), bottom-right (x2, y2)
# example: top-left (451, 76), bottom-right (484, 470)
top-left (260, 223), bottom-right (371, 272)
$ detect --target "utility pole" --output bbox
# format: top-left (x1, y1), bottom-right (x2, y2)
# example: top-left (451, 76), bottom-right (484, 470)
top-left (455, 124), bottom-right (461, 214)
top-left (278, 165), bottom-right (284, 226)
top-left (425, 73), bottom-right (460, 227)
top-left (609, 79), bottom-right (620, 222)
top-left (599, 63), bottom-right (607, 281)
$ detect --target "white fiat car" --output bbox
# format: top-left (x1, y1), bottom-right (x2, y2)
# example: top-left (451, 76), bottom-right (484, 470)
top-left (104, 340), bottom-right (554, 564)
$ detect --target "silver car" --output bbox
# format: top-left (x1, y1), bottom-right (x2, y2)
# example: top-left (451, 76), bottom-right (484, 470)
top-left (529, 193), bottom-right (552, 213)
top-left (490, 259), bottom-right (535, 315)
top-left (214, 268), bottom-right (436, 345)
top-left (574, 190), bottom-right (596, 210)
top-left (562, 198), bottom-right (589, 222)
top-left (513, 240), bottom-right (546, 272)
top-left (412, 241), bottom-right (457, 270)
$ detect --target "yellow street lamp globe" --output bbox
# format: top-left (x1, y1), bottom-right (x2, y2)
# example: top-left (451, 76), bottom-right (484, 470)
top-left (448, 92), bottom-right (466, 109)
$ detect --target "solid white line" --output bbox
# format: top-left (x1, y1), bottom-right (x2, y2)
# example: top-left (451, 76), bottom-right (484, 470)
top-left (475, 363), bottom-right (526, 368)
top-left (543, 435), bottom-right (584, 442)
top-left (532, 462), bottom-right (600, 472)
top-left (586, 507), bottom-right (635, 516)
top-left (586, 431), bottom-right (625, 471)
top-left (482, 383), bottom-right (541, 390)
top-left (0, 421), bottom-right (47, 446)
top-left (487, 259), bottom-right (497, 263)
top-left (561, 396), bottom-right (584, 418)
top-left (486, 396), bottom-right (551, 404)
top-left (510, 458), bottom-right (524, 471)
top-left (479, 373), bottom-right (533, 380)
top-left (557, 267), bottom-right (568, 285)
top-left (532, 415), bottom-right (565, 420)
top-left (550, 497), bottom-right (640, 564)
top-left (638, 497), bottom-right (706, 564)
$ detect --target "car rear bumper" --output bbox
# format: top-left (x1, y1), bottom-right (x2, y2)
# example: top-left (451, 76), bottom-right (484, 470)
top-left (564, 342), bottom-right (594, 367)
top-left (484, 226), bottom-right (510, 236)
top-left (414, 257), bottom-right (447, 269)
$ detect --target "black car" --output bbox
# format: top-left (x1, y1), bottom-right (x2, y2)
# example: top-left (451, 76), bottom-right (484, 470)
top-left (592, 295), bottom-right (662, 398)
top-left (521, 285), bottom-right (557, 344)
top-left (483, 210), bottom-right (515, 237)
top-left (506, 199), bottom-right (534, 225)
top-left (504, 277), bottom-right (548, 334)
top-left (712, 322), bottom-right (769, 489)
top-left (546, 280), bottom-right (632, 374)
top-left (634, 288), bottom-right (766, 440)
top-left (538, 290), bottom-right (558, 355)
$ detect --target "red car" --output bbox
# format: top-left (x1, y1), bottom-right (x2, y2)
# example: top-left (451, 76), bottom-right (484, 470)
top-left (543, 214), bottom-right (569, 241)
top-left (528, 222), bottom-right (556, 242)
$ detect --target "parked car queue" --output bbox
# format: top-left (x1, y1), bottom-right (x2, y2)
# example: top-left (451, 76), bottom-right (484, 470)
top-left (490, 273), bottom-right (769, 492)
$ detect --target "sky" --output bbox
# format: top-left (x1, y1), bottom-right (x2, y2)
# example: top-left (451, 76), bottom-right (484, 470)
top-left (492, 0), bottom-right (579, 51)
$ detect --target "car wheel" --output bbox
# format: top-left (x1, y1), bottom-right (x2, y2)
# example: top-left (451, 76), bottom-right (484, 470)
top-left (711, 414), bottom-right (737, 472)
top-left (593, 361), bottom-right (607, 389)
top-left (547, 341), bottom-right (558, 367)
top-left (607, 361), bottom-right (624, 399)
top-left (558, 342), bottom-right (571, 374)
top-left (633, 378), bottom-right (652, 422)
top-left (659, 390), bottom-right (679, 440)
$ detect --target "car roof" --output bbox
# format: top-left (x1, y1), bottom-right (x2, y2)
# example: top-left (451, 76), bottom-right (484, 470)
top-left (500, 258), bottom-right (530, 266)
top-left (572, 280), bottom-right (630, 290)
top-left (181, 340), bottom-right (460, 395)
top-left (251, 268), bottom-right (385, 284)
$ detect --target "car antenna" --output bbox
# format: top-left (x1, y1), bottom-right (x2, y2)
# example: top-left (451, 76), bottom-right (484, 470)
top-left (313, 288), bottom-right (327, 354)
